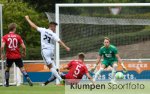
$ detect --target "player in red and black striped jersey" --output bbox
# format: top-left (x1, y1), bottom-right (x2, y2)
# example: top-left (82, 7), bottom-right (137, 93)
top-left (0, 23), bottom-right (33, 87)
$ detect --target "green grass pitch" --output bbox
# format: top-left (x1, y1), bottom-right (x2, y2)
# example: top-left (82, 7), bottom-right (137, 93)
top-left (0, 84), bottom-right (65, 94)
top-left (0, 81), bottom-right (150, 94)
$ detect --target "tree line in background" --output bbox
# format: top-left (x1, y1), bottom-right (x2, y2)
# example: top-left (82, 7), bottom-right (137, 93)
top-left (0, 0), bottom-right (48, 59)
top-left (23, 0), bottom-right (150, 12)
top-left (0, 0), bottom-right (150, 59)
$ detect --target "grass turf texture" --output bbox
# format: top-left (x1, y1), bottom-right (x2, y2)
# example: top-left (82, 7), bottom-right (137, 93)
top-left (0, 84), bottom-right (65, 94)
top-left (0, 81), bottom-right (150, 94)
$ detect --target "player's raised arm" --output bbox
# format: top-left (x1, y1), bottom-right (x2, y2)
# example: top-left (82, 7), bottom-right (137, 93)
top-left (58, 40), bottom-right (70, 51)
top-left (25, 15), bottom-right (38, 30)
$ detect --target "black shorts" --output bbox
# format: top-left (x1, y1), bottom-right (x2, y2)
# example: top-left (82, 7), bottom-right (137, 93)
top-left (6, 58), bottom-right (24, 68)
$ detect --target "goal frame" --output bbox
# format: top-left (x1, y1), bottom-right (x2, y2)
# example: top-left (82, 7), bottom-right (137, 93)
top-left (55, 3), bottom-right (150, 84)
top-left (0, 4), bottom-right (4, 86)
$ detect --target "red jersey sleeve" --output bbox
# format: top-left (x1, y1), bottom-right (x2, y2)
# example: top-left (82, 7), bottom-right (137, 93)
top-left (2, 36), bottom-right (6, 43)
top-left (18, 35), bottom-right (23, 44)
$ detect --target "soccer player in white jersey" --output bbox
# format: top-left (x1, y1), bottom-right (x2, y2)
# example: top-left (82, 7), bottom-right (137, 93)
top-left (25, 15), bottom-right (70, 85)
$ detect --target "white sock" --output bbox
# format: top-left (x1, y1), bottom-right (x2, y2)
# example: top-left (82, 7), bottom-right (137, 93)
top-left (111, 70), bottom-right (116, 81)
top-left (93, 68), bottom-right (104, 81)
top-left (51, 68), bottom-right (62, 81)
top-left (111, 64), bottom-right (118, 80)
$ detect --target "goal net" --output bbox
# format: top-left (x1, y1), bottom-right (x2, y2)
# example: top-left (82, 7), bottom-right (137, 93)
top-left (46, 3), bottom-right (150, 80)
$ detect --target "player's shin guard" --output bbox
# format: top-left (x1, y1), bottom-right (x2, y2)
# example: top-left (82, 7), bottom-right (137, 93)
top-left (93, 68), bottom-right (104, 81)
top-left (5, 71), bottom-right (10, 86)
top-left (51, 68), bottom-right (62, 81)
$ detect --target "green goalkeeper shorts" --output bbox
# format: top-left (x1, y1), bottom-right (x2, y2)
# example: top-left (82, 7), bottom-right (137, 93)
top-left (102, 60), bottom-right (118, 68)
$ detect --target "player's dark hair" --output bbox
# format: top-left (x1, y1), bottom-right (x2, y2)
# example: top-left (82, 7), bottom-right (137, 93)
top-left (49, 22), bottom-right (58, 26)
top-left (78, 52), bottom-right (85, 60)
top-left (8, 23), bottom-right (17, 31)
top-left (104, 37), bottom-right (110, 42)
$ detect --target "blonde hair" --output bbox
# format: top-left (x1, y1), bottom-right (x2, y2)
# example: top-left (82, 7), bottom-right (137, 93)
top-left (104, 37), bottom-right (110, 42)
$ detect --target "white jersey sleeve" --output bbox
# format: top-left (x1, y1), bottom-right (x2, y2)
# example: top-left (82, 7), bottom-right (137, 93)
top-left (52, 33), bottom-right (60, 42)
top-left (37, 27), bottom-right (45, 33)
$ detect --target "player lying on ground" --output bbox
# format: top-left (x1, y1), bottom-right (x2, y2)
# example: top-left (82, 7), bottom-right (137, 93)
top-left (25, 15), bottom-right (70, 84)
top-left (42, 53), bottom-right (95, 86)
top-left (0, 23), bottom-right (33, 87)
top-left (93, 37), bottom-right (127, 84)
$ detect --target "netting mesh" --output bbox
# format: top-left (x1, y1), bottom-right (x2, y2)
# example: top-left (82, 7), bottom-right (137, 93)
top-left (46, 6), bottom-right (150, 59)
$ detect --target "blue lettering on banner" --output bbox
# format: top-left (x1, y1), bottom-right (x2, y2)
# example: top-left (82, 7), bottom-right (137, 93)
top-left (24, 71), bottom-right (150, 83)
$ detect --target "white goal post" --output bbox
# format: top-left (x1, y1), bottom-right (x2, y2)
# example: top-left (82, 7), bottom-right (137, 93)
top-left (55, 3), bottom-right (150, 84)
top-left (0, 4), bottom-right (4, 86)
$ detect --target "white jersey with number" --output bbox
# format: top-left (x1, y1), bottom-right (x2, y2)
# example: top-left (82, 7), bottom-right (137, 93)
top-left (37, 27), bottom-right (60, 50)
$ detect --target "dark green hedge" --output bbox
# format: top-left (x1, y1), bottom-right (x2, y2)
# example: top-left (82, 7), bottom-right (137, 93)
top-left (60, 28), bottom-right (150, 58)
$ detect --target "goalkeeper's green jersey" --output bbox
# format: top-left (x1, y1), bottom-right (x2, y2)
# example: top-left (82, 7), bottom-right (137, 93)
top-left (99, 44), bottom-right (118, 61)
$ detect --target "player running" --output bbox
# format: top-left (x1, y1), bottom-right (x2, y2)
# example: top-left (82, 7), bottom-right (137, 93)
top-left (43, 53), bottom-right (95, 85)
top-left (0, 23), bottom-right (33, 87)
top-left (25, 15), bottom-right (70, 84)
top-left (93, 37), bottom-right (127, 84)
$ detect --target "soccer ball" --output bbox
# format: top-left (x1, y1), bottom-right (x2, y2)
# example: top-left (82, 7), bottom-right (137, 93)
top-left (115, 72), bottom-right (124, 79)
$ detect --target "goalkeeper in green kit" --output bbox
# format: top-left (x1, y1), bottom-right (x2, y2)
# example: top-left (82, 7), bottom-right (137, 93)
top-left (93, 37), bottom-right (127, 84)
